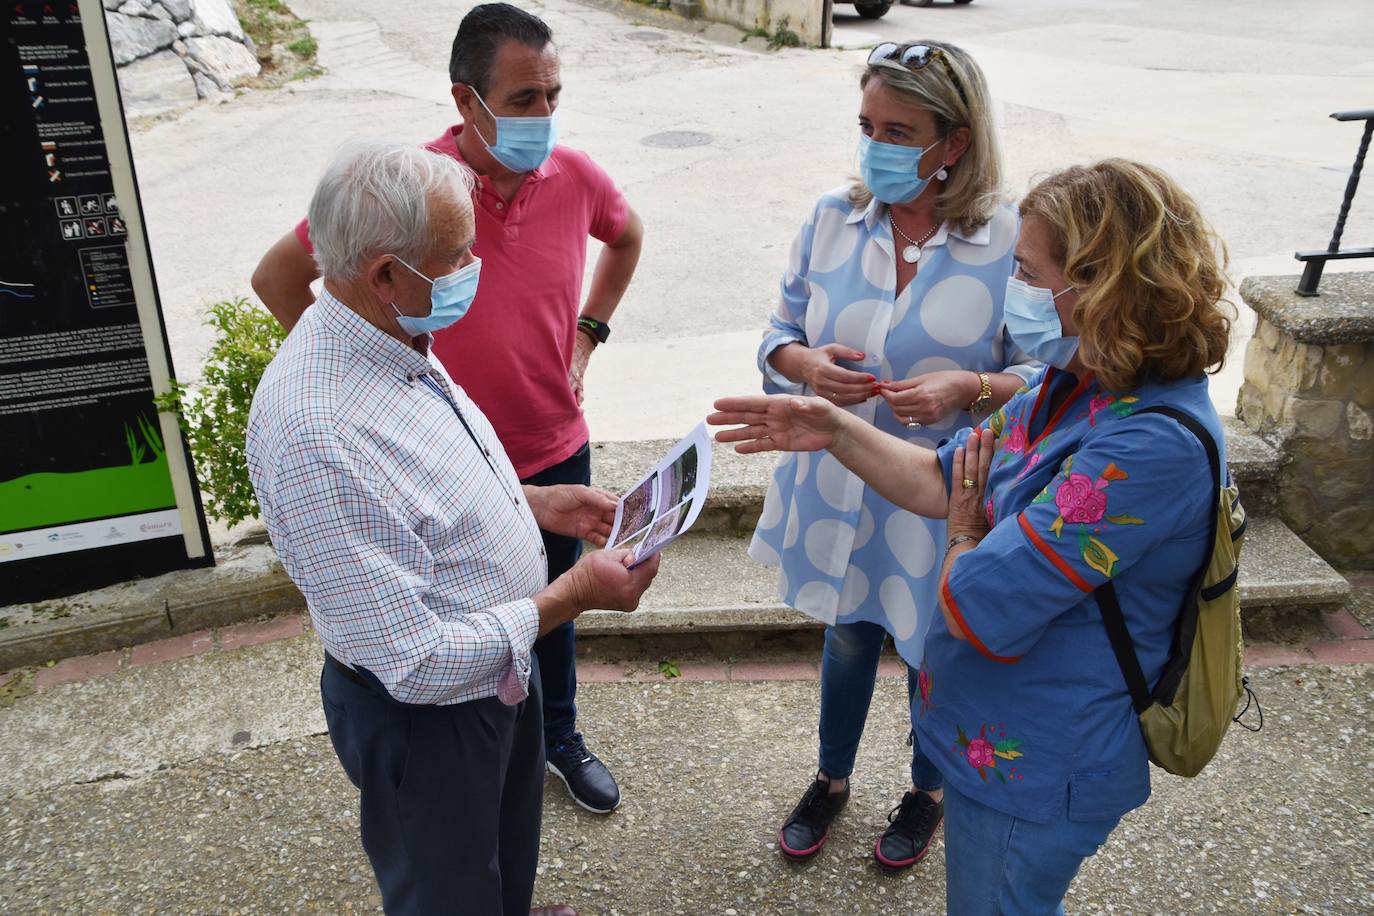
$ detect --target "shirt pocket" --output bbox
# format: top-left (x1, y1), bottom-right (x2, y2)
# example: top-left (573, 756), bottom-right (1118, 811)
top-left (1067, 755), bottom-right (1150, 823)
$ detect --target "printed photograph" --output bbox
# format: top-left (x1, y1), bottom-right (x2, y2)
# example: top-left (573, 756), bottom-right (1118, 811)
top-left (612, 471), bottom-right (657, 548)
top-left (655, 444), bottom-right (699, 516)
top-left (636, 499), bottom-right (691, 561)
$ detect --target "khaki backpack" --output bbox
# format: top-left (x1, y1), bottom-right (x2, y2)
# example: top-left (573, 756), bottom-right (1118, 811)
top-left (1093, 406), bottom-right (1260, 778)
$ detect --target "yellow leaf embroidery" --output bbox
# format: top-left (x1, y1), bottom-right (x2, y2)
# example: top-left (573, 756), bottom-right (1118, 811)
top-left (994, 750), bottom-right (1024, 760)
top-left (1050, 515), bottom-right (1064, 539)
top-left (1082, 536), bottom-right (1119, 578)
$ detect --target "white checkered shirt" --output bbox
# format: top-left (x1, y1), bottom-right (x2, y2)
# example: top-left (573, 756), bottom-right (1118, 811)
top-left (246, 289), bottom-right (546, 706)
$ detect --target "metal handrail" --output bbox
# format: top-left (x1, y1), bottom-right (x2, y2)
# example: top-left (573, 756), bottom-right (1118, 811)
top-left (1295, 108), bottom-right (1374, 297)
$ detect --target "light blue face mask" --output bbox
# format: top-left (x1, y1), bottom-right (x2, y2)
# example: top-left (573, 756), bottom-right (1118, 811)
top-left (472, 90), bottom-right (558, 173)
top-left (1004, 276), bottom-right (1079, 369)
top-left (391, 255), bottom-right (482, 337)
top-left (858, 133), bottom-right (944, 205)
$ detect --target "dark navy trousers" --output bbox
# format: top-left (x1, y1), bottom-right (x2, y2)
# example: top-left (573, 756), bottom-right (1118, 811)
top-left (519, 441), bottom-right (590, 751)
top-left (320, 661), bottom-right (545, 915)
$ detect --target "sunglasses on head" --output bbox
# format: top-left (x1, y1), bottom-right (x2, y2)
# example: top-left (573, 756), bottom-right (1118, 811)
top-left (867, 43), bottom-right (970, 109)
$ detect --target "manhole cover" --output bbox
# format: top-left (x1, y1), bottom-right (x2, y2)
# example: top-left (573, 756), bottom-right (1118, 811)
top-left (640, 130), bottom-right (714, 149)
top-left (626, 30), bottom-right (669, 42)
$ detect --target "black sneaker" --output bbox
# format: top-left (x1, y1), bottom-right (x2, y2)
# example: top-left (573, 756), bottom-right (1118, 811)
top-left (778, 772), bottom-right (850, 861)
top-left (546, 733), bottom-right (620, 814)
top-left (874, 790), bottom-right (943, 870)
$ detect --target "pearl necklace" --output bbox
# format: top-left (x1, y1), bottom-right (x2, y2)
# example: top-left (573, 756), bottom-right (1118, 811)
top-left (889, 211), bottom-right (941, 264)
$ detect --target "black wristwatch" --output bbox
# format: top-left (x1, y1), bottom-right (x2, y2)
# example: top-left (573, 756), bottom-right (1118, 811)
top-left (577, 317), bottom-right (610, 344)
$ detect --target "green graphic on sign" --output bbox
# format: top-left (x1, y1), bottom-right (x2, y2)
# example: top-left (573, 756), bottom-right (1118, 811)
top-left (0, 414), bottom-right (175, 531)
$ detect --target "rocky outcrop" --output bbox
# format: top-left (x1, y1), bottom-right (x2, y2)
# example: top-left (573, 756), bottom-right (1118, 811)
top-left (107, 0), bottom-right (260, 117)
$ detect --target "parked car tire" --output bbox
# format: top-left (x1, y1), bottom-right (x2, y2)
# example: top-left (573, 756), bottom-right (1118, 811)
top-left (855, 1), bottom-right (891, 17)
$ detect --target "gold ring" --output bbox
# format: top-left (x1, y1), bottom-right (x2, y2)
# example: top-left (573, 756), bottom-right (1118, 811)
top-left (962, 479), bottom-right (976, 489)
top-left (906, 419), bottom-right (921, 429)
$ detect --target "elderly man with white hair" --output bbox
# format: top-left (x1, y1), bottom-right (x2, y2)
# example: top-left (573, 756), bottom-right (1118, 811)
top-left (246, 140), bottom-right (657, 916)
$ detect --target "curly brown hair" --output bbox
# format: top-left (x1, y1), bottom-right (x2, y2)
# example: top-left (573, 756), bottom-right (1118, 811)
top-left (1019, 160), bottom-right (1234, 392)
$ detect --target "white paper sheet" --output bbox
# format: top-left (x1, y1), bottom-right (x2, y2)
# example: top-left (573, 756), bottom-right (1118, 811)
top-left (606, 422), bottom-right (712, 567)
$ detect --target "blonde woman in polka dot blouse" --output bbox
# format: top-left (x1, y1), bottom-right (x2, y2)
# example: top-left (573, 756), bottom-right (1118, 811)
top-left (755, 40), bottom-right (1038, 872)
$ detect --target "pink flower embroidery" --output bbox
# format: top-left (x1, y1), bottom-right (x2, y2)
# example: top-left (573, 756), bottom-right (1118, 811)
top-left (1088, 393), bottom-right (1112, 424)
top-left (1054, 472), bottom-right (1108, 524)
top-left (1014, 451), bottom-right (1044, 480)
top-left (985, 498), bottom-right (995, 529)
top-left (966, 737), bottom-right (995, 769)
top-left (956, 723), bottom-right (1024, 784)
top-left (1002, 420), bottom-right (1028, 455)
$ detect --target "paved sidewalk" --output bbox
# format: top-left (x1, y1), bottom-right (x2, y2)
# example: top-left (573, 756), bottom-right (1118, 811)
top-left (2, 592), bottom-right (1372, 913)
top-left (130, 0), bottom-right (1374, 441)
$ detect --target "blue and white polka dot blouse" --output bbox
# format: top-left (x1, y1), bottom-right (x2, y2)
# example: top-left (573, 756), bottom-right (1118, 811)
top-left (753, 186), bottom-right (1037, 665)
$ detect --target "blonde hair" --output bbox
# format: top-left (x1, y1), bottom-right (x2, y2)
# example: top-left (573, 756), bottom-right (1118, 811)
top-left (849, 40), bottom-right (1002, 236)
top-left (1019, 159), bottom-right (1234, 392)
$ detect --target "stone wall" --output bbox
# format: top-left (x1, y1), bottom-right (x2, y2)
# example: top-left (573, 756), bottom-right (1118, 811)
top-left (674, 0), bottom-right (825, 47)
top-left (104, 0), bottom-right (260, 118)
top-left (1236, 272), bottom-right (1374, 568)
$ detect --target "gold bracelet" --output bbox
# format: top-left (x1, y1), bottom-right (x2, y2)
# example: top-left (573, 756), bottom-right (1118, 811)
top-left (967, 371), bottom-right (992, 414)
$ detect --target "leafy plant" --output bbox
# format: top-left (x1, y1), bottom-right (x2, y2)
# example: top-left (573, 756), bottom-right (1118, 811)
top-left (741, 19), bottom-right (803, 50)
top-left (767, 27), bottom-right (801, 50)
top-left (658, 659), bottom-right (681, 679)
top-left (767, 17), bottom-right (802, 50)
top-left (155, 297), bottom-right (286, 526)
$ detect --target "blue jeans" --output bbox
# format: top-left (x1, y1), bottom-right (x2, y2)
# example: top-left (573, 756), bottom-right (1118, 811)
top-left (818, 620), bottom-right (943, 791)
top-left (520, 442), bottom-right (590, 750)
top-left (943, 784), bottom-right (1120, 915)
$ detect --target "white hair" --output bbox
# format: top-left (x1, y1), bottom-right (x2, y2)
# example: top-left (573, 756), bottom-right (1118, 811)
top-left (307, 140), bottom-right (475, 282)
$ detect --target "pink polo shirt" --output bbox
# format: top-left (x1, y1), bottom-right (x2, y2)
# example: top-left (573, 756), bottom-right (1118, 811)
top-left (295, 125), bottom-right (629, 478)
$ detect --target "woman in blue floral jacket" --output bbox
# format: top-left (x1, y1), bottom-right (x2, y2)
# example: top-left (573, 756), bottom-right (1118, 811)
top-left (712, 159), bottom-right (1235, 914)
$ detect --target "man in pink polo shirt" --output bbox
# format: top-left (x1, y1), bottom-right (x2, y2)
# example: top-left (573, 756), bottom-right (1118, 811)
top-left (251, 3), bottom-right (643, 819)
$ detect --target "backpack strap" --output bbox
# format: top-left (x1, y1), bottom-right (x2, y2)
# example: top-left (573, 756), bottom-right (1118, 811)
top-left (1092, 405), bottom-right (1222, 714)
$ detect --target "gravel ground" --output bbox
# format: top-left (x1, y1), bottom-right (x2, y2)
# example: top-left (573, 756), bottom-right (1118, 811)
top-left (3, 663), bottom-right (1371, 914)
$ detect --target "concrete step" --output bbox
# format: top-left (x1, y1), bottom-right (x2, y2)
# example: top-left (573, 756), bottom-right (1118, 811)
top-left (1235, 517), bottom-right (1351, 611)
top-left (577, 530), bottom-right (792, 638)
top-left (576, 514), bottom-right (1351, 642)
top-left (592, 419), bottom-right (1286, 533)
top-left (1222, 418), bottom-right (1284, 514)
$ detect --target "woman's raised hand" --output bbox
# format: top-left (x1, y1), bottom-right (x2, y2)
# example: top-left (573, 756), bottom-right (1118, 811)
top-left (947, 427), bottom-right (997, 540)
top-left (709, 395), bottom-right (845, 454)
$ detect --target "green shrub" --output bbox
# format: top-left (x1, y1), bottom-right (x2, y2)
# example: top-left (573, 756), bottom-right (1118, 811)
top-left (155, 297), bottom-right (285, 526)
top-left (287, 35), bottom-right (317, 57)
top-left (767, 28), bottom-right (801, 50)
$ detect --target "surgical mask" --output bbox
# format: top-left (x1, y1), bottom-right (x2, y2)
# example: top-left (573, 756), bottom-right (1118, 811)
top-left (858, 133), bottom-right (943, 205)
top-left (1004, 276), bottom-right (1079, 369)
top-left (390, 255), bottom-right (481, 337)
top-left (472, 90), bottom-right (557, 173)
